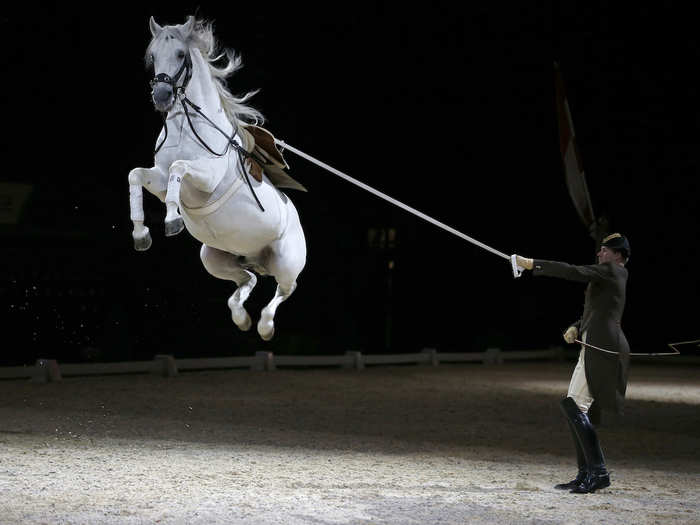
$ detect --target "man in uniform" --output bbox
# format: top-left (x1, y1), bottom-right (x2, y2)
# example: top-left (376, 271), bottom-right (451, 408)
top-left (515, 233), bottom-right (631, 494)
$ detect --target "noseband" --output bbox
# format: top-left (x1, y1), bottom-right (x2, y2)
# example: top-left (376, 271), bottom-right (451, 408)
top-left (150, 50), bottom-right (267, 212)
top-left (150, 52), bottom-right (193, 97)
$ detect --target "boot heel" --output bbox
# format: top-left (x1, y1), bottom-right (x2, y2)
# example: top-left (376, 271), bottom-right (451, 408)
top-left (570, 472), bottom-right (610, 494)
top-left (554, 470), bottom-right (587, 490)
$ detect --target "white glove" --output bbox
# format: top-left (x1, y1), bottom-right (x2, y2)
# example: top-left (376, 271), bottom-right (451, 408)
top-left (563, 325), bottom-right (578, 344)
top-left (515, 255), bottom-right (533, 270)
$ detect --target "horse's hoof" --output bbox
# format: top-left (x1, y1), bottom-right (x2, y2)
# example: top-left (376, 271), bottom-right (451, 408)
top-left (228, 297), bottom-right (252, 331)
top-left (133, 229), bottom-right (152, 251)
top-left (233, 311), bottom-right (252, 331)
top-left (260, 326), bottom-right (274, 341)
top-left (165, 217), bottom-right (184, 237)
top-left (239, 314), bottom-right (252, 332)
top-left (257, 318), bottom-right (275, 341)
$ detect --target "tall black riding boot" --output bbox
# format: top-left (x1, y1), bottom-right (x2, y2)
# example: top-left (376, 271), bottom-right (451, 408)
top-left (560, 397), bottom-right (610, 494)
top-left (554, 419), bottom-right (587, 490)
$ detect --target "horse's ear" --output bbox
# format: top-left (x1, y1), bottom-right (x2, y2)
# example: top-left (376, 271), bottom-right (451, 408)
top-left (149, 16), bottom-right (163, 37)
top-left (180, 16), bottom-right (195, 37)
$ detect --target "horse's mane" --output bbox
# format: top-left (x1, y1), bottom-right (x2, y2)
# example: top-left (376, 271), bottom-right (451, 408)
top-left (146, 18), bottom-right (264, 132)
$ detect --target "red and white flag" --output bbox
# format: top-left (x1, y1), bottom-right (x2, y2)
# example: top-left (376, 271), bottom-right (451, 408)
top-left (554, 62), bottom-right (597, 237)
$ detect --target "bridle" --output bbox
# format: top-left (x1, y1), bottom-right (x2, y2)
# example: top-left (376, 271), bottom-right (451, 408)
top-left (150, 51), bottom-right (267, 212)
top-left (150, 50), bottom-right (192, 98)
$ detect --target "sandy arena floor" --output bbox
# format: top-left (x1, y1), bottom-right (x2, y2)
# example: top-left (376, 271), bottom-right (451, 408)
top-left (0, 361), bottom-right (698, 524)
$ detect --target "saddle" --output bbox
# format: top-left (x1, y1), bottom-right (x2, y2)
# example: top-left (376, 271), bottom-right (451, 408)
top-left (240, 125), bottom-right (307, 192)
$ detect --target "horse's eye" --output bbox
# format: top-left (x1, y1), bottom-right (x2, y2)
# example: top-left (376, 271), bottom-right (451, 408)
top-left (177, 51), bottom-right (185, 59)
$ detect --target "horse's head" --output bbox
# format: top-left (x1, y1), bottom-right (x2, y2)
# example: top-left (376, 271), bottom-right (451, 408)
top-left (147, 16), bottom-right (195, 112)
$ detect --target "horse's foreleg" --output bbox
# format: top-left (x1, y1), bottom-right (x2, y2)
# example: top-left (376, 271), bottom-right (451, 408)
top-left (164, 162), bottom-right (186, 237)
top-left (200, 245), bottom-right (258, 332)
top-left (128, 167), bottom-right (166, 251)
top-left (129, 182), bottom-right (150, 250)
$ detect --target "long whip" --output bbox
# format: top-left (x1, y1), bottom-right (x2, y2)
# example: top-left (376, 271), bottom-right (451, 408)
top-left (574, 339), bottom-right (681, 357)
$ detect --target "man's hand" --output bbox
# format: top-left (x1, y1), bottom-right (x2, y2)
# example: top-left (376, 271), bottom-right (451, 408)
top-left (515, 255), bottom-right (534, 270)
top-left (563, 325), bottom-right (578, 344)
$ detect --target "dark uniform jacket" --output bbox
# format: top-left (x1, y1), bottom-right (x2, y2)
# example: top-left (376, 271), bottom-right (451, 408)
top-left (533, 260), bottom-right (630, 414)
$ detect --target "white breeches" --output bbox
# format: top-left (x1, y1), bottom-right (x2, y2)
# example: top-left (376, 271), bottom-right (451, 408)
top-left (567, 331), bottom-right (594, 413)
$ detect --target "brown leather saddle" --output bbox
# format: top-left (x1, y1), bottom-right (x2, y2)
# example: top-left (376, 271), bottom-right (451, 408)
top-left (241, 125), bottom-right (307, 192)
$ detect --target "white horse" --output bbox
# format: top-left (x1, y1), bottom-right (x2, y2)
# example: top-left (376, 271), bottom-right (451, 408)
top-left (128, 16), bottom-right (306, 341)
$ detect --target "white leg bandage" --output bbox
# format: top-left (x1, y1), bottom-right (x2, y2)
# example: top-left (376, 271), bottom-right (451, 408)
top-left (567, 331), bottom-right (594, 413)
top-left (129, 184), bottom-right (145, 222)
top-left (165, 169), bottom-right (183, 223)
top-left (166, 171), bottom-right (181, 203)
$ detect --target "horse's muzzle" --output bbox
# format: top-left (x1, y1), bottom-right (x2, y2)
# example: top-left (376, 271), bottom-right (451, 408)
top-left (151, 82), bottom-right (174, 112)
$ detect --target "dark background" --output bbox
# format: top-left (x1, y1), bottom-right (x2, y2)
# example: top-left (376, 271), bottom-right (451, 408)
top-left (0, 3), bottom-right (696, 365)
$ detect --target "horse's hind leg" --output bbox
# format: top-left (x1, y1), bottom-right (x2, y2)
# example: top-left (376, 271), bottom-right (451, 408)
top-left (257, 281), bottom-right (297, 341)
top-left (257, 206), bottom-right (306, 341)
top-left (200, 245), bottom-right (257, 331)
top-left (128, 167), bottom-right (167, 251)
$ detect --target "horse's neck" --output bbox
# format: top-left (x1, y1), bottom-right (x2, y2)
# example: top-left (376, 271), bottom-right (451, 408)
top-left (183, 50), bottom-right (234, 133)
top-left (162, 49), bottom-right (242, 160)
top-left (174, 49), bottom-right (245, 208)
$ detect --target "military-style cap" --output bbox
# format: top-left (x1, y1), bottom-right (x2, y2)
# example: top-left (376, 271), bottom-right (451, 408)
top-left (601, 233), bottom-right (630, 259)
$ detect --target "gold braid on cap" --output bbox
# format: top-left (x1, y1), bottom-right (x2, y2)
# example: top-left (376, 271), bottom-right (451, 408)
top-left (602, 233), bottom-right (622, 243)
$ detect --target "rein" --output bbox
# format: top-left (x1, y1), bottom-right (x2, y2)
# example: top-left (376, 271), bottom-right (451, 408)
top-left (151, 54), bottom-right (266, 212)
top-left (181, 97), bottom-right (266, 212)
